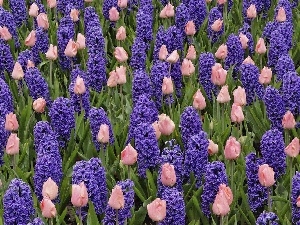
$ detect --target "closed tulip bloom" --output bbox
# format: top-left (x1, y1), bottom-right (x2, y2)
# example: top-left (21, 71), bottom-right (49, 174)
top-left (70, 9), bottom-right (79, 22)
top-left (211, 63), bottom-right (227, 86)
top-left (162, 77), bottom-right (174, 95)
top-left (247, 4), bottom-right (257, 19)
top-left (185, 21), bottom-right (196, 36)
top-left (33, 98), bottom-right (47, 113)
top-left (0, 26), bottom-right (12, 41)
top-left (37, 13), bottom-right (49, 30)
top-left (121, 143), bottom-right (138, 165)
top-left (211, 19), bottom-right (223, 32)
top-left (97, 124), bottom-right (110, 143)
top-left (166, 50), bottom-right (179, 63)
top-left (285, 138), bottom-right (300, 158)
top-left (186, 45), bottom-right (196, 60)
top-left (193, 89), bottom-right (206, 110)
top-left (109, 7), bottom-right (119, 22)
top-left (217, 0), bottom-right (227, 4)
top-left (64, 39), bottom-right (77, 57)
top-left (5, 112), bottom-right (19, 131)
top-left (297, 196), bottom-right (300, 207)
top-left (259, 67), bottom-right (272, 84)
top-left (6, 133), bottom-right (20, 155)
top-left (158, 114), bottom-right (175, 136)
top-left (118, 0), bottom-right (128, 8)
top-left (107, 70), bottom-right (118, 87)
top-left (255, 38), bottom-right (267, 54)
top-left (215, 44), bottom-right (227, 60)
top-left (224, 136), bottom-right (241, 160)
top-left (242, 56), bottom-right (255, 65)
top-left (258, 164), bottom-right (275, 187)
top-left (74, 76), bottom-right (86, 95)
top-left (116, 65), bottom-right (127, 85)
top-left (116, 26), bottom-right (126, 41)
top-left (159, 45), bottom-right (168, 61)
top-left (76, 33), bottom-right (86, 50)
top-left (114, 47), bottom-right (128, 62)
top-left (233, 86), bottom-right (246, 106)
top-left (147, 198), bottom-right (167, 222)
top-left (282, 110), bottom-right (296, 129)
top-left (29, 3), bottom-right (39, 17)
top-left (46, 44), bottom-right (58, 60)
top-left (218, 184), bottom-right (233, 205)
top-left (40, 198), bottom-right (57, 218)
top-left (217, 85), bottom-right (231, 103)
top-left (42, 178), bottom-right (58, 200)
top-left (71, 182), bottom-right (89, 207)
top-left (159, 3), bottom-right (174, 18)
top-left (25, 30), bottom-right (36, 47)
top-left (47, 0), bottom-right (56, 8)
top-left (152, 121), bottom-right (161, 140)
top-left (161, 163), bottom-right (176, 187)
top-left (208, 139), bottom-right (218, 155)
top-left (27, 60), bottom-right (35, 68)
top-left (108, 185), bottom-right (124, 210)
top-left (12, 62), bottom-right (24, 80)
top-left (212, 191), bottom-right (230, 216)
top-left (276, 7), bottom-right (286, 22)
top-left (231, 103), bottom-right (244, 123)
top-left (181, 58), bottom-right (195, 76)
top-left (239, 33), bottom-right (249, 49)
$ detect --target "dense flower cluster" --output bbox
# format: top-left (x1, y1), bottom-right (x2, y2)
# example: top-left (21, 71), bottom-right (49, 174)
top-left (130, 37), bottom-right (148, 70)
top-left (292, 172), bottom-right (300, 223)
top-left (188, 0), bottom-right (207, 30)
top-left (28, 218), bottom-right (45, 225)
top-left (8, 0), bottom-right (27, 27)
top-left (0, 7), bottom-right (20, 47)
top-left (256, 212), bottom-right (279, 225)
top-left (17, 50), bottom-right (33, 71)
top-left (132, 69), bottom-right (153, 105)
top-left (275, 54), bottom-right (295, 81)
top-left (175, 3), bottom-right (190, 33)
top-left (33, 121), bottom-right (56, 153)
top-left (0, 39), bottom-right (14, 77)
top-left (32, 28), bottom-right (49, 64)
top-left (170, 60), bottom-right (183, 97)
top-left (0, 117), bottom-right (9, 165)
top-left (207, 7), bottom-right (224, 43)
top-left (0, 77), bottom-right (14, 117)
top-left (136, 5), bottom-right (153, 42)
top-left (268, 30), bottom-right (289, 67)
top-left (281, 72), bottom-right (300, 115)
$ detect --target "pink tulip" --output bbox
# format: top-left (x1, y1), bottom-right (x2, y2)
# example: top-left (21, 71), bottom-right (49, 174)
top-left (45, 44), bottom-right (58, 60)
top-left (259, 67), bottom-right (272, 85)
top-left (247, 4), bottom-right (257, 19)
top-left (284, 137), bottom-right (300, 158)
top-left (159, 45), bottom-right (168, 61)
top-left (162, 77), bottom-right (174, 95)
top-left (181, 58), bottom-right (195, 76)
top-left (215, 44), bottom-right (227, 60)
top-left (242, 56), bottom-right (255, 65)
top-left (121, 144), bottom-right (138, 165)
top-left (166, 50), bottom-right (179, 63)
top-left (159, 3), bottom-right (174, 18)
top-left (47, 0), bottom-right (57, 8)
top-left (116, 65), bottom-right (127, 85)
top-left (42, 178), bottom-right (58, 200)
top-left (161, 163), bottom-right (176, 187)
top-left (158, 114), bottom-right (175, 136)
top-left (255, 38), bottom-right (267, 54)
top-left (6, 133), bottom-right (20, 155)
top-left (108, 185), bottom-right (124, 209)
top-left (29, 3), bottom-right (39, 17)
top-left (233, 86), bottom-right (246, 106)
top-left (147, 198), bottom-right (167, 222)
top-left (224, 136), bottom-right (241, 160)
top-left (74, 76), bottom-right (86, 95)
top-left (276, 7), bottom-right (286, 22)
top-left (5, 112), bottom-right (19, 131)
top-left (0, 26), bottom-right (12, 41)
top-left (27, 60), bottom-right (35, 68)
top-left (186, 45), bottom-right (196, 60)
top-left (152, 121), bottom-right (161, 140)
top-left (97, 124), bottom-right (110, 144)
top-left (193, 89), bottom-right (206, 110)
top-left (109, 7), bottom-right (119, 22)
top-left (64, 39), bottom-right (77, 57)
top-left (297, 196), bottom-right (300, 207)
top-left (217, 0), bottom-right (227, 4)
top-left (218, 184), bottom-right (233, 205)
top-left (33, 98), bottom-right (46, 113)
top-left (217, 85), bottom-right (231, 103)
top-left (230, 103), bottom-right (244, 123)
top-left (76, 33), bottom-right (86, 50)
top-left (11, 62), bottom-right (24, 80)
top-left (208, 139), bottom-right (218, 155)
top-left (239, 33), bottom-right (249, 49)
top-left (212, 191), bottom-right (230, 216)
top-left (37, 13), bottom-right (49, 30)
top-left (211, 19), bottom-right (223, 32)
top-left (25, 30), bottom-right (36, 47)
top-left (211, 63), bottom-right (227, 86)
top-left (107, 70), bottom-right (118, 87)
top-left (114, 47), bottom-right (128, 62)
top-left (40, 198), bottom-right (57, 218)
top-left (282, 110), bottom-right (296, 129)
top-left (258, 164), bottom-right (275, 187)
top-left (185, 21), bottom-right (196, 36)
top-left (70, 9), bottom-right (79, 22)
top-left (116, 26), bottom-right (126, 41)
top-left (118, 0), bottom-right (128, 8)
top-left (71, 182), bottom-right (89, 207)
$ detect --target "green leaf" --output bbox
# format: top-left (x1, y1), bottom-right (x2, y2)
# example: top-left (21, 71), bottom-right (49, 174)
top-left (87, 201), bottom-right (100, 225)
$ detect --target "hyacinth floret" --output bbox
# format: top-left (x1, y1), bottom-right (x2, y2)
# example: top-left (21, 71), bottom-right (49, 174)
top-left (17, 50), bottom-right (34, 71)
top-left (28, 217), bottom-right (45, 225)
top-left (136, 5), bottom-right (154, 42)
top-left (32, 28), bottom-right (49, 65)
top-left (8, 0), bottom-right (27, 27)
top-left (256, 211), bottom-right (279, 225)
top-left (0, 38), bottom-right (14, 76)
top-left (170, 60), bottom-right (183, 97)
top-left (207, 7), bottom-right (224, 43)
top-left (0, 117), bottom-right (9, 165)
top-left (130, 37), bottom-right (148, 70)
top-left (132, 69), bottom-right (153, 105)
top-left (175, 3), bottom-right (190, 32)
top-left (0, 7), bottom-right (20, 47)
top-left (275, 54), bottom-right (295, 81)
top-left (292, 172), bottom-right (300, 223)
top-left (188, 0), bottom-right (207, 30)
top-left (281, 72), bottom-right (300, 115)
top-left (268, 30), bottom-right (289, 67)
top-left (0, 77), bottom-right (14, 117)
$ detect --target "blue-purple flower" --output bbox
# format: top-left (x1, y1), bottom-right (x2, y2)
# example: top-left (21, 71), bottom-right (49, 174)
top-left (130, 37), bottom-right (148, 71)
top-left (292, 172), bottom-right (300, 224)
top-left (207, 7), bottom-right (224, 43)
top-left (281, 72), bottom-right (300, 115)
top-left (8, 0), bottom-right (27, 27)
top-left (275, 54), bottom-right (295, 81)
top-left (256, 211), bottom-right (279, 225)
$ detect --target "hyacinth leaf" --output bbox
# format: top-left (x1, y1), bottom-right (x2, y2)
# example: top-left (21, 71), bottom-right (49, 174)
top-left (57, 176), bottom-right (71, 214)
top-left (58, 208), bottom-right (68, 224)
top-left (129, 197), bottom-right (152, 225)
top-left (146, 170), bottom-right (157, 197)
top-left (87, 201), bottom-right (100, 225)
top-left (239, 187), bottom-right (256, 224)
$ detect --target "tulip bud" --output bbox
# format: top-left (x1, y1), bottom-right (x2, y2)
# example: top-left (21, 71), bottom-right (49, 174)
top-left (224, 136), bottom-right (241, 160)
top-left (5, 112), bottom-right (19, 131)
top-left (33, 98), bottom-right (46, 113)
top-left (6, 133), bottom-right (20, 155)
top-left (108, 185), bottom-right (124, 209)
top-left (121, 144), bottom-right (138, 165)
top-left (147, 198), bottom-right (167, 222)
top-left (42, 178), bottom-right (58, 200)
top-left (71, 182), bottom-right (89, 207)
top-left (166, 50), bottom-right (179, 63)
top-left (97, 124), bottom-right (110, 144)
top-left (161, 163), bottom-right (176, 187)
top-left (258, 164), bottom-right (275, 187)
top-left (158, 114), bottom-right (175, 136)
top-left (40, 198), bottom-right (57, 218)
top-left (11, 62), bottom-right (24, 80)
top-left (74, 76), bottom-right (86, 95)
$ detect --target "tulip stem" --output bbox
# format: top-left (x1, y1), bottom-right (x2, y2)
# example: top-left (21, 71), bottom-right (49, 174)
top-left (13, 154), bottom-right (17, 170)
top-left (220, 216), bottom-right (224, 225)
top-left (116, 209), bottom-right (119, 225)
top-left (79, 207), bottom-right (82, 225)
top-left (284, 130), bottom-right (290, 146)
top-left (120, 85), bottom-right (124, 117)
top-left (290, 157), bottom-right (294, 197)
top-left (49, 60), bottom-right (53, 87)
top-left (268, 187), bottom-right (272, 212)
top-left (127, 165), bottom-right (131, 180)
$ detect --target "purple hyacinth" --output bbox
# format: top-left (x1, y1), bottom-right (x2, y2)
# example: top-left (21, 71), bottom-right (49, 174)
top-left (245, 153), bottom-right (268, 212)
top-left (0, 117), bottom-right (9, 165)
top-left (57, 0), bottom-right (84, 14)
top-left (165, 25), bottom-right (185, 52)
top-left (28, 218), bottom-right (45, 225)
top-left (170, 60), bottom-right (183, 97)
top-left (207, 7), bottom-right (224, 43)
top-left (150, 60), bottom-right (169, 109)
top-left (274, 0), bottom-right (292, 22)
top-left (282, 72), bottom-right (300, 115)
top-left (102, 179), bottom-right (134, 225)
top-left (86, 53), bottom-right (106, 92)
top-left (198, 53), bottom-right (217, 100)
top-left (34, 134), bottom-right (63, 202)
top-left (102, 0), bottom-right (118, 20)
top-left (153, 26), bottom-right (166, 61)
top-left (8, 0), bottom-right (27, 27)
top-left (180, 106), bottom-right (203, 150)
top-left (201, 161), bottom-right (228, 217)
top-left (262, 21), bottom-right (277, 42)
top-left (49, 97), bottom-right (75, 147)
top-left (130, 37), bottom-right (148, 70)
top-left (224, 34), bottom-right (244, 77)
top-left (136, 5), bottom-right (153, 42)
top-left (157, 140), bottom-right (184, 197)
top-left (260, 128), bottom-right (286, 179)
top-left (188, 0), bottom-right (207, 30)
top-left (242, 0), bottom-right (264, 19)
top-left (268, 30), bottom-right (289, 67)
top-left (263, 86), bottom-right (286, 130)
top-left (0, 39), bottom-right (14, 76)
top-left (89, 107), bottom-right (114, 151)
top-left (0, 77), bottom-right (14, 118)
top-left (292, 172), bottom-right (300, 223)
top-left (238, 23), bottom-right (254, 55)
top-left (3, 178), bottom-right (35, 225)
top-left (57, 16), bottom-right (75, 70)
top-left (159, 187), bottom-right (185, 225)
top-left (33, 121), bottom-right (56, 154)
top-left (217, 0), bottom-right (233, 12)
top-left (72, 158), bottom-right (107, 215)
top-left (0, 7), bottom-right (20, 47)
top-left (134, 122), bottom-right (161, 178)
top-left (24, 67), bottom-right (51, 107)
top-left (275, 54), bottom-right (295, 81)
top-left (175, 3), bottom-right (190, 32)
top-left (132, 69), bottom-right (153, 105)
top-left (256, 211), bottom-right (279, 225)
top-left (69, 66), bottom-right (90, 118)
top-left (126, 94), bottom-right (158, 144)
top-left (32, 28), bottom-right (49, 64)
top-left (184, 131), bottom-right (209, 187)
top-left (17, 50), bottom-right (34, 71)
top-left (240, 64), bottom-right (264, 104)
top-left (273, 22), bottom-right (293, 50)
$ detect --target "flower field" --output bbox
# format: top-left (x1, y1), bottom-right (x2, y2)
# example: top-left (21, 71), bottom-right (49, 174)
top-left (0, 0), bottom-right (300, 224)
